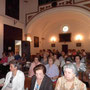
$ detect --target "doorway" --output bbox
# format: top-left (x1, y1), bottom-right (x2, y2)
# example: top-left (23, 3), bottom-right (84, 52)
top-left (15, 40), bottom-right (22, 56)
top-left (62, 44), bottom-right (68, 54)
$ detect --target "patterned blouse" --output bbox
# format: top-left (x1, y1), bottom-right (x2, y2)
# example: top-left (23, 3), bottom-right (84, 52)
top-left (55, 76), bottom-right (87, 90)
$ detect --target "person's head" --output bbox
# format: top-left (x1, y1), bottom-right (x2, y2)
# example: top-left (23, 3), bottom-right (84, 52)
top-left (49, 52), bottom-right (53, 57)
top-left (75, 55), bottom-right (81, 63)
top-left (48, 57), bottom-right (54, 65)
top-left (2, 52), bottom-right (6, 57)
top-left (43, 54), bottom-right (47, 59)
top-left (65, 57), bottom-right (72, 64)
top-left (34, 57), bottom-right (39, 64)
top-left (63, 63), bottom-right (77, 81)
top-left (9, 60), bottom-right (20, 72)
top-left (34, 64), bottom-right (46, 80)
top-left (61, 51), bottom-right (65, 57)
top-left (54, 54), bottom-right (57, 60)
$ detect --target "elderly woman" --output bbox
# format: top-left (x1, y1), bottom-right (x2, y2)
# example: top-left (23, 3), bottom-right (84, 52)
top-left (28, 57), bottom-right (41, 77)
top-left (30, 64), bottom-right (53, 90)
top-left (1, 60), bottom-right (25, 90)
top-left (45, 57), bottom-right (59, 82)
top-left (73, 55), bottom-right (86, 72)
top-left (55, 63), bottom-right (87, 90)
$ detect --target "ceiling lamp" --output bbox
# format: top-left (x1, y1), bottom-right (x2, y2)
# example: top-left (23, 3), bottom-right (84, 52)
top-left (63, 26), bottom-right (69, 32)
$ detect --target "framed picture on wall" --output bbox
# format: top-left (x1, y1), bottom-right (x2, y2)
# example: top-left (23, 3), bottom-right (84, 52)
top-left (76, 43), bottom-right (81, 47)
top-left (51, 43), bottom-right (55, 47)
top-left (34, 36), bottom-right (39, 47)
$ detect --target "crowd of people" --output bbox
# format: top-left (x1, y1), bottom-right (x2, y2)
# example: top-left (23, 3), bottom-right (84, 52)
top-left (0, 52), bottom-right (26, 77)
top-left (0, 49), bottom-right (88, 90)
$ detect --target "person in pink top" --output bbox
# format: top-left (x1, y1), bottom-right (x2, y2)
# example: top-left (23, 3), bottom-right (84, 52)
top-left (0, 52), bottom-right (8, 77)
top-left (28, 56), bottom-right (41, 77)
top-left (0, 52), bottom-right (8, 64)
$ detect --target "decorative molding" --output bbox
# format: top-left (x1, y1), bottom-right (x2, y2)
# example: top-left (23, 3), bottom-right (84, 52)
top-left (25, 0), bottom-right (90, 26)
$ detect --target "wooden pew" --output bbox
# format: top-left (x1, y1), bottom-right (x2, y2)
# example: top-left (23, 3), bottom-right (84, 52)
top-left (25, 76), bottom-right (31, 90)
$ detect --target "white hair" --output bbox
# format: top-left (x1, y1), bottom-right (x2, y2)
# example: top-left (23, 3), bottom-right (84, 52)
top-left (63, 63), bottom-right (78, 75)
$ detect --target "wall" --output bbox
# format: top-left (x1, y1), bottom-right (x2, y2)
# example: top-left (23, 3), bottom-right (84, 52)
top-left (0, 0), bottom-right (38, 57)
top-left (20, 0), bottom-right (38, 23)
top-left (0, 0), bottom-right (29, 57)
top-left (26, 7), bottom-right (90, 55)
top-left (0, 15), bottom-right (24, 58)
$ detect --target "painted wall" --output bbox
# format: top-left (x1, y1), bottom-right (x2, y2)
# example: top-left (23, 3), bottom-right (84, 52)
top-left (0, 15), bottom-right (25, 58)
top-left (20, 0), bottom-right (38, 23)
top-left (0, 0), bottom-right (38, 57)
top-left (26, 7), bottom-right (90, 55)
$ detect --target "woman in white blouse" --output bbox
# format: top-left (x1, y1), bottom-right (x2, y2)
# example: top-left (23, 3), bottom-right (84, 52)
top-left (73, 55), bottom-right (86, 72)
top-left (1, 60), bottom-right (25, 90)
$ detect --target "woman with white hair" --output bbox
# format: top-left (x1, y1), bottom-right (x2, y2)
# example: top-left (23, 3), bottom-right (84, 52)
top-left (55, 63), bottom-right (87, 90)
top-left (1, 60), bottom-right (25, 90)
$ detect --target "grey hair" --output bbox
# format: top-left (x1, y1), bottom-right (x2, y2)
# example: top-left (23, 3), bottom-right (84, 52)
top-left (63, 63), bottom-right (78, 76)
top-left (9, 60), bottom-right (21, 70)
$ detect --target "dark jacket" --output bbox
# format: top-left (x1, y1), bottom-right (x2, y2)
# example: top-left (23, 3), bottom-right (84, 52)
top-left (30, 75), bottom-right (54, 90)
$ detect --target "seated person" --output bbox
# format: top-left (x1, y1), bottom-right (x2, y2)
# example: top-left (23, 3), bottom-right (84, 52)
top-left (65, 57), bottom-right (72, 64)
top-left (14, 52), bottom-right (21, 61)
top-left (0, 52), bottom-right (9, 77)
top-left (18, 53), bottom-right (27, 67)
top-left (73, 55), bottom-right (86, 72)
top-left (28, 57), bottom-right (41, 77)
top-left (55, 63), bottom-right (87, 90)
top-left (61, 57), bottom-right (72, 76)
top-left (41, 54), bottom-right (48, 65)
top-left (54, 54), bottom-right (60, 67)
top-left (20, 53), bottom-right (26, 63)
top-left (1, 60), bottom-right (25, 90)
top-left (0, 52), bottom-right (8, 64)
top-left (8, 52), bottom-right (15, 64)
top-left (45, 57), bottom-right (59, 82)
top-left (59, 51), bottom-right (65, 68)
top-left (30, 64), bottom-right (53, 90)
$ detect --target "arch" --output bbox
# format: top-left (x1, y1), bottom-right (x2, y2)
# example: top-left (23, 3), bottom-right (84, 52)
top-left (25, 6), bottom-right (90, 34)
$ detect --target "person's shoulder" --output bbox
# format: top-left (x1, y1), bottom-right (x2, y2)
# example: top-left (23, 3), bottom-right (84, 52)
top-left (44, 75), bottom-right (52, 82)
top-left (7, 71), bottom-right (12, 75)
top-left (17, 70), bottom-right (24, 76)
top-left (45, 64), bottom-right (49, 67)
top-left (53, 64), bottom-right (58, 68)
top-left (31, 75), bottom-right (36, 81)
top-left (80, 62), bottom-right (85, 65)
top-left (76, 78), bottom-right (87, 89)
top-left (31, 62), bottom-right (35, 65)
top-left (57, 76), bottom-right (65, 82)
top-left (75, 77), bottom-right (86, 86)
top-left (6, 71), bottom-right (12, 77)
top-left (53, 64), bottom-right (57, 66)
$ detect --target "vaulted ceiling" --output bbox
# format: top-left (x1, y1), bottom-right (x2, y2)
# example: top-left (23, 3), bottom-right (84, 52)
top-left (25, 0), bottom-right (90, 39)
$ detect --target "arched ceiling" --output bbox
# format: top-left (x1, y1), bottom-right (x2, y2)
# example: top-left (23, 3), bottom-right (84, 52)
top-left (26, 7), bottom-right (90, 38)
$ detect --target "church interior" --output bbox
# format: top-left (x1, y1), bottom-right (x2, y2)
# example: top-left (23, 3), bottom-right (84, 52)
top-left (0, 0), bottom-right (90, 90)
